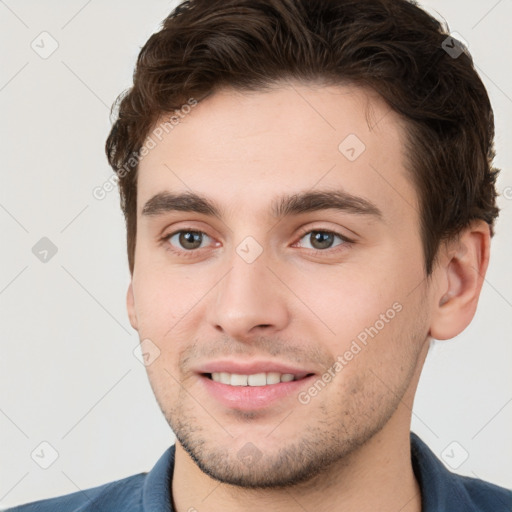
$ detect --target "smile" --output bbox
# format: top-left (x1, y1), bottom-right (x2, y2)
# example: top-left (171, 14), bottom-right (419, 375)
top-left (207, 371), bottom-right (304, 386)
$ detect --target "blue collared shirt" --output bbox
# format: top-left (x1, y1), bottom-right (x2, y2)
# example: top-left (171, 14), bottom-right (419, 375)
top-left (5, 433), bottom-right (511, 511)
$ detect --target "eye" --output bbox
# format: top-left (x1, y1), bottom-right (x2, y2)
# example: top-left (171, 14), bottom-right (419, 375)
top-left (296, 230), bottom-right (349, 251)
top-left (166, 230), bottom-right (212, 251)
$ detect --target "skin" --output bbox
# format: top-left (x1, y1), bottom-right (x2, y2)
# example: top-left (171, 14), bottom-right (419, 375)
top-left (127, 82), bottom-right (490, 512)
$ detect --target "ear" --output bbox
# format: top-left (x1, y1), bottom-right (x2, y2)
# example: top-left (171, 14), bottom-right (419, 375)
top-left (127, 282), bottom-right (139, 331)
top-left (429, 220), bottom-right (491, 340)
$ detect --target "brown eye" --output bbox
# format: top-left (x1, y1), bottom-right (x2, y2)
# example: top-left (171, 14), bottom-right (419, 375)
top-left (168, 230), bottom-right (208, 250)
top-left (297, 230), bottom-right (347, 251)
top-left (310, 231), bottom-right (335, 249)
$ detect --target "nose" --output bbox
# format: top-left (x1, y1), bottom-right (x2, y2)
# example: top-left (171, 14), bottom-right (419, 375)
top-left (207, 250), bottom-right (290, 341)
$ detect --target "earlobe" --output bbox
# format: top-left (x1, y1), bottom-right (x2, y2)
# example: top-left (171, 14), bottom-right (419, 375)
top-left (429, 221), bottom-right (490, 340)
top-left (127, 282), bottom-right (139, 331)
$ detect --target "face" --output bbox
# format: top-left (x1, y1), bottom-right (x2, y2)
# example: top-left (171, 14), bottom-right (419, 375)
top-left (128, 83), bottom-right (434, 488)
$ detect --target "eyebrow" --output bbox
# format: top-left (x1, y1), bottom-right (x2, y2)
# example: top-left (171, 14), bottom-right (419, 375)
top-left (141, 190), bottom-right (383, 220)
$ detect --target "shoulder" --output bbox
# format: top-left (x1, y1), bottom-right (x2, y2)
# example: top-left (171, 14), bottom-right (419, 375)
top-left (455, 473), bottom-right (512, 512)
top-left (411, 432), bottom-right (512, 512)
top-left (3, 445), bottom-right (176, 512)
top-left (3, 472), bottom-right (146, 512)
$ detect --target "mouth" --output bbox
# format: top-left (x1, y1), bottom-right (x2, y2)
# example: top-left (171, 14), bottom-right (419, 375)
top-left (203, 371), bottom-right (314, 387)
top-left (199, 369), bottom-right (317, 410)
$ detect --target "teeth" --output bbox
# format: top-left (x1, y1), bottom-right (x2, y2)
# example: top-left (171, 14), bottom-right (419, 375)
top-left (210, 372), bottom-right (298, 386)
top-left (247, 373), bottom-right (266, 386)
top-left (266, 372), bottom-right (281, 385)
top-left (219, 372), bottom-right (231, 385)
top-left (230, 374), bottom-right (248, 386)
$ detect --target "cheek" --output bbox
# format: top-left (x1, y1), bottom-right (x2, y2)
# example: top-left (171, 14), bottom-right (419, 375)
top-left (131, 267), bottom-right (215, 380)
top-left (288, 263), bottom-right (404, 338)
top-left (131, 266), bottom-right (200, 335)
top-left (324, 298), bottom-right (427, 416)
top-left (288, 254), bottom-right (427, 377)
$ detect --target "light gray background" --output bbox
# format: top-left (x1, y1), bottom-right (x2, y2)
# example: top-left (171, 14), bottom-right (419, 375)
top-left (1, 0), bottom-right (511, 508)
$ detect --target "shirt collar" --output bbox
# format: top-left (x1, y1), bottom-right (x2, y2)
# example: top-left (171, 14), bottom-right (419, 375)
top-left (142, 444), bottom-right (176, 512)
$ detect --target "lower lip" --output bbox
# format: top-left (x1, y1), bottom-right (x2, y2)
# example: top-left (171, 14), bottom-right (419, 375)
top-left (199, 374), bottom-right (315, 410)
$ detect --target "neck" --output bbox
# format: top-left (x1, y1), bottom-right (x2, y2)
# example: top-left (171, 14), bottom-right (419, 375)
top-left (172, 419), bottom-right (421, 512)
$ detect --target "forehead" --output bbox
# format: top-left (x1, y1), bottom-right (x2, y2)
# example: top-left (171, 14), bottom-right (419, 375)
top-left (136, 83), bottom-right (419, 225)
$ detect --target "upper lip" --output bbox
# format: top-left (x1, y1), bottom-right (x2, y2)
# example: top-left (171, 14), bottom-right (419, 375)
top-left (196, 360), bottom-right (316, 379)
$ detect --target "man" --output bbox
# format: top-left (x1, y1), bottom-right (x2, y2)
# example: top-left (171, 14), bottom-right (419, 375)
top-left (7, 0), bottom-right (511, 510)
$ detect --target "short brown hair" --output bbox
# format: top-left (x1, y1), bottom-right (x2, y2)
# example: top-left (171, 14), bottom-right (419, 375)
top-left (105, 0), bottom-right (500, 275)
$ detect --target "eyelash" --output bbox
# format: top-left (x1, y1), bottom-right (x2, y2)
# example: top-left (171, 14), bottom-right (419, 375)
top-left (161, 227), bottom-right (354, 258)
